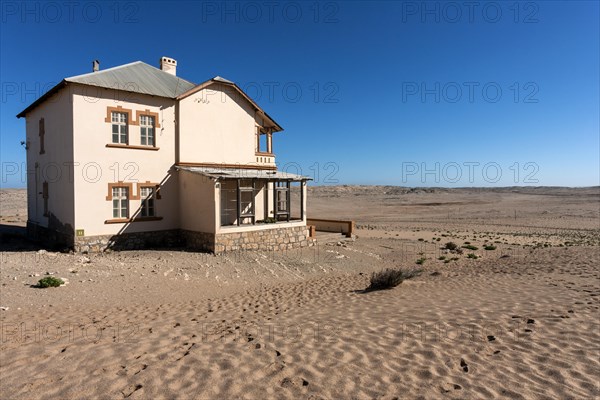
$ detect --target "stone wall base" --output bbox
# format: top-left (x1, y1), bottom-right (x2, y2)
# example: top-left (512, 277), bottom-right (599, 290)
top-left (27, 221), bottom-right (74, 251)
top-left (68, 226), bottom-right (311, 253)
top-left (180, 230), bottom-right (215, 252)
top-left (74, 229), bottom-right (183, 253)
top-left (214, 226), bottom-right (311, 253)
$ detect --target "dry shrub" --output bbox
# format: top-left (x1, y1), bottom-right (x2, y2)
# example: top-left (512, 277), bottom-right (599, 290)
top-left (365, 268), bottom-right (422, 292)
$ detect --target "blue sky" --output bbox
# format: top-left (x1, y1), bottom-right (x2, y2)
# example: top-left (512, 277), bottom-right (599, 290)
top-left (1, 0), bottom-right (598, 187)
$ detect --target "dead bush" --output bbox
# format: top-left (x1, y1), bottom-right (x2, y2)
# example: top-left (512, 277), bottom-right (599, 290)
top-left (364, 268), bottom-right (422, 292)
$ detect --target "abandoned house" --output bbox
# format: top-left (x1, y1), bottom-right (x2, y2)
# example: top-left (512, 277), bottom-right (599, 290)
top-left (17, 57), bottom-right (313, 253)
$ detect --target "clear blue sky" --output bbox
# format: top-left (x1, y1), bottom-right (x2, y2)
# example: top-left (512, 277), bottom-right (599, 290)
top-left (1, 1), bottom-right (598, 188)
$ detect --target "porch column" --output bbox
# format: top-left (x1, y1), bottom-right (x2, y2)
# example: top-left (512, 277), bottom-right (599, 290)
top-left (267, 131), bottom-right (272, 153)
top-left (286, 181), bottom-right (290, 222)
top-left (273, 180), bottom-right (277, 221)
top-left (236, 179), bottom-right (241, 226)
top-left (251, 179), bottom-right (256, 225)
top-left (300, 180), bottom-right (305, 220)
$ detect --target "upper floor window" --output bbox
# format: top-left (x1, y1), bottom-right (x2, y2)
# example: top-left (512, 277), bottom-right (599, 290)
top-left (256, 127), bottom-right (272, 154)
top-left (140, 187), bottom-right (155, 217)
top-left (111, 112), bottom-right (128, 144)
top-left (39, 118), bottom-right (45, 154)
top-left (112, 187), bottom-right (129, 219)
top-left (139, 115), bottom-right (155, 147)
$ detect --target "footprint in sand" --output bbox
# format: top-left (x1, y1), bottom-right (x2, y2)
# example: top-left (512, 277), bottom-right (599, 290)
top-left (440, 382), bottom-right (462, 393)
top-left (280, 377), bottom-right (309, 388)
top-left (460, 358), bottom-right (469, 373)
top-left (121, 384), bottom-right (143, 398)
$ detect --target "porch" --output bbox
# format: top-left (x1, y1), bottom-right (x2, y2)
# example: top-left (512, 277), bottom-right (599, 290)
top-left (176, 166), bottom-right (312, 252)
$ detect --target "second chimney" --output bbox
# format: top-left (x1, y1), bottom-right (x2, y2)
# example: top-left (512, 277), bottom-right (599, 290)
top-left (92, 60), bottom-right (100, 72)
top-left (160, 56), bottom-right (177, 76)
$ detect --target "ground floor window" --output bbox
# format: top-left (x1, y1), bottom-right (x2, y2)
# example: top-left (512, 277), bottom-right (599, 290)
top-left (112, 187), bottom-right (129, 219)
top-left (220, 180), bottom-right (257, 226)
top-left (140, 187), bottom-right (155, 217)
top-left (220, 179), bottom-right (304, 227)
top-left (274, 181), bottom-right (290, 221)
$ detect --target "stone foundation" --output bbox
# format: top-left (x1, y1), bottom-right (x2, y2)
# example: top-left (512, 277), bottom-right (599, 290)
top-left (68, 225), bottom-right (311, 253)
top-left (214, 226), bottom-right (311, 253)
top-left (27, 221), bottom-right (74, 251)
top-left (180, 230), bottom-right (215, 252)
top-left (74, 229), bottom-right (184, 253)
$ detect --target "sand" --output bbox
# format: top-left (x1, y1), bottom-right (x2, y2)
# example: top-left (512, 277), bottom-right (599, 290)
top-left (1, 186), bottom-right (599, 399)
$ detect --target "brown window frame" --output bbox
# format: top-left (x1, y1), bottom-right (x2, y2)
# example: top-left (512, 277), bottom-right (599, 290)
top-left (136, 110), bottom-right (161, 147)
top-left (255, 126), bottom-right (273, 156)
top-left (105, 106), bottom-right (135, 146)
top-left (105, 182), bottom-right (164, 224)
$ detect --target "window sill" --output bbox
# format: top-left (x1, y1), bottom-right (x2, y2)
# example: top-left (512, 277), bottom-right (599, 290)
top-left (105, 216), bottom-right (163, 224)
top-left (255, 151), bottom-right (274, 156)
top-left (106, 144), bottom-right (159, 151)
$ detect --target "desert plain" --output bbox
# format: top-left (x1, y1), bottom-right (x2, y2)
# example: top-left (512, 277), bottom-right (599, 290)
top-left (0, 186), bottom-right (599, 399)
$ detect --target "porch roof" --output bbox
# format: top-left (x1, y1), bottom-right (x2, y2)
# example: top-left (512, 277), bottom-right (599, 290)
top-left (176, 166), bottom-right (312, 181)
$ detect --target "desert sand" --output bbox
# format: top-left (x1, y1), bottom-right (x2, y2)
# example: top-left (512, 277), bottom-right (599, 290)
top-left (1, 186), bottom-right (599, 399)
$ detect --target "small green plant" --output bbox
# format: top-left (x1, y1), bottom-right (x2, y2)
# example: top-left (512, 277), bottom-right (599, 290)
top-left (464, 241), bottom-right (471, 244)
top-left (37, 276), bottom-right (64, 288)
top-left (417, 238), bottom-right (424, 242)
top-left (451, 257), bottom-right (460, 261)
top-left (484, 245), bottom-right (497, 250)
top-left (438, 256), bottom-right (446, 260)
top-left (365, 268), bottom-right (422, 292)
top-left (416, 257), bottom-right (427, 265)
top-left (462, 244), bottom-right (478, 251)
top-left (444, 242), bottom-right (458, 251)
top-left (467, 253), bottom-right (478, 259)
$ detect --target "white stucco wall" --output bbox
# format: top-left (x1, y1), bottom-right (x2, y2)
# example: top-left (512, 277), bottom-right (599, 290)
top-left (70, 84), bottom-right (179, 236)
top-left (178, 83), bottom-right (260, 165)
top-left (178, 171), bottom-right (216, 233)
top-left (24, 86), bottom-right (75, 232)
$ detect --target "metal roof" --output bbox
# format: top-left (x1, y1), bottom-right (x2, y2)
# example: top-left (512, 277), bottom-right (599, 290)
top-left (176, 166), bottom-right (311, 181)
top-left (16, 60), bottom-right (282, 133)
top-left (65, 61), bottom-right (196, 98)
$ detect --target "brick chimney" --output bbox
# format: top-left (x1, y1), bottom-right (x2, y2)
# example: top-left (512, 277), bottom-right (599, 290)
top-left (160, 56), bottom-right (177, 76)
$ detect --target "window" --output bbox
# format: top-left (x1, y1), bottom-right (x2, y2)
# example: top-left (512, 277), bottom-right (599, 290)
top-left (239, 180), bottom-right (255, 225)
top-left (139, 115), bottom-right (155, 146)
top-left (220, 181), bottom-right (237, 226)
top-left (39, 118), bottom-right (45, 154)
top-left (220, 180), bottom-right (256, 226)
top-left (140, 187), bottom-right (155, 217)
top-left (111, 112), bottom-right (128, 144)
top-left (42, 181), bottom-right (49, 217)
top-left (112, 187), bottom-right (129, 219)
top-left (274, 181), bottom-right (290, 221)
top-left (256, 127), bottom-right (272, 154)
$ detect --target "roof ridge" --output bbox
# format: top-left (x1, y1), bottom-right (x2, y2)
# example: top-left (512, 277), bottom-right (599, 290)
top-left (213, 76), bottom-right (234, 84)
top-left (65, 60), bottom-right (144, 80)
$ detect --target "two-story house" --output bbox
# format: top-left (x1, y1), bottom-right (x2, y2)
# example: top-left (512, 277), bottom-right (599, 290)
top-left (17, 57), bottom-right (311, 253)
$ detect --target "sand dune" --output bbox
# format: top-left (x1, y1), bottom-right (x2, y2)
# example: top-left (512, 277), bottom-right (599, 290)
top-left (1, 187), bottom-right (599, 399)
